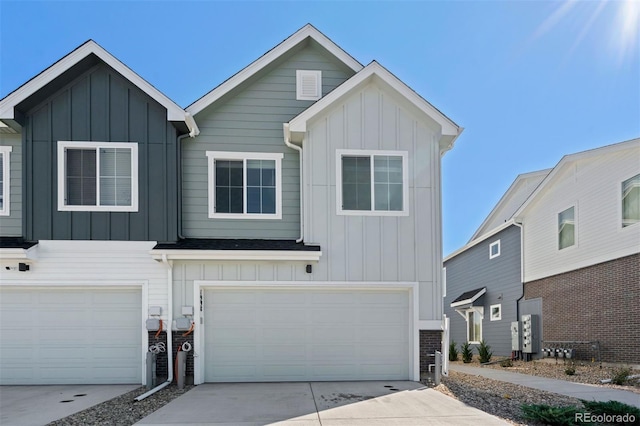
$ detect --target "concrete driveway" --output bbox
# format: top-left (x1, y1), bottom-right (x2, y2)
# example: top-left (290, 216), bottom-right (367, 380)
top-left (0, 384), bottom-right (139, 426)
top-left (136, 381), bottom-right (508, 425)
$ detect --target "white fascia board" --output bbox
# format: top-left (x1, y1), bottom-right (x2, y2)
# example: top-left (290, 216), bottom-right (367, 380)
top-left (288, 61), bottom-right (461, 139)
top-left (445, 220), bottom-right (517, 262)
top-left (0, 245), bottom-right (38, 260)
top-left (513, 138), bottom-right (640, 218)
top-left (0, 40), bottom-right (186, 123)
top-left (186, 24), bottom-right (363, 116)
top-left (150, 249), bottom-right (322, 262)
top-left (469, 169), bottom-right (551, 242)
top-left (418, 320), bottom-right (444, 330)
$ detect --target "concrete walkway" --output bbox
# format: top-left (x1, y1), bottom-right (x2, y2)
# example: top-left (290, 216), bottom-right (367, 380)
top-left (136, 381), bottom-right (509, 425)
top-left (449, 364), bottom-right (640, 408)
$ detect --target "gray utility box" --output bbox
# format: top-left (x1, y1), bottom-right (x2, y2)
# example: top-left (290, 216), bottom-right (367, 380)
top-left (521, 314), bottom-right (539, 354)
top-left (511, 321), bottom-right (521, 351)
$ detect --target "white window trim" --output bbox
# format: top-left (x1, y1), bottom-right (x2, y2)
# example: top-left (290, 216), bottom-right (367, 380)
top-left (490, 304), bottom-right (502, 321)
top-left (57, 141), bottom-right (139, 212)
top-left (296, 70), bottom-right (322, 101)
top-left (466, 306), bottom-right (483, 344)
top-left (557, 204), bottom-right (577, 250)
top-left (489, 240), bottom-right (501, 259)
top-left (206, 151), bottom-right (283, 220)
top-left (0, 146), bottom-right (12, 216)
top-left (336, 149), bottom-right (409, 216)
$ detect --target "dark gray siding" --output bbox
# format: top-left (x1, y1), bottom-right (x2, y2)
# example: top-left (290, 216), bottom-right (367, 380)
top-left (23, 62), bottom-right (180, 242)
top-left (444, 225), bottom-right (522, 356)
top-left (183, 41), bottom-right (355, 239)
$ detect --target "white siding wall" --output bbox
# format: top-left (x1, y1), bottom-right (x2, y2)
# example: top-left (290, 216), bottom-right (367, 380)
top-left (302, 82), bottom-right (443, 321)
top-left (0, 241), bottom-right (168, 320)
top-left (523, 148), bottom-right (640, 282)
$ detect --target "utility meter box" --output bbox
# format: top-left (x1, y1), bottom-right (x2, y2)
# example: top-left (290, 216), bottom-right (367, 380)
top-left (521, 314), bottom-right (539, 354)
top-left (149, 306), bottom-right (162, 316)
top-left (511, 321), bottom-right (521, 351)
top-left (146, 318), bottom-right (161, 331)
top-left (175, 317), bottom-right (191, 330)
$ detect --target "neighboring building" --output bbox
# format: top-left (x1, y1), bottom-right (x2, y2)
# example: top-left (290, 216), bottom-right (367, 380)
top-left (444, 139), bottom-right (640, 364)
top-left (444, 170), bottom-right (548, 356)
top-left (0, 24), bottom-right (462, 385)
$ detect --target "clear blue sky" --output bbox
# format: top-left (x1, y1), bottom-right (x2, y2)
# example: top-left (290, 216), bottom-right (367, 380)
top-left (1, 1), bottom-right (638, 254)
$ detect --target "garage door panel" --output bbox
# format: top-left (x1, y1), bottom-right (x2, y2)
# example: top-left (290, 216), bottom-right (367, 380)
top-left (0, 288), bottom-right (142, 385)
top-left (204, 288), bottom-right (411, 382)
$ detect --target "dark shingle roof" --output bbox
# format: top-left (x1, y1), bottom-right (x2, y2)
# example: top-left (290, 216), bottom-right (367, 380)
top-left (153, 239), bottom-right (320, 252)
top-left (0, 237), bottom-right (38, 249)
top-left (451, 287), bottom-right (486, 305)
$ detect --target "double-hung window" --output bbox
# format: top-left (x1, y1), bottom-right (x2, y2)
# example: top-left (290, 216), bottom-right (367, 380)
top-left (0, 146), bottom-right (12, 216)
top-left (206, 151), bottom-right (283, 219)
top-left (467, 309), bottom-right (483, 343)
top-left (336, 149), bottom-right (409, 216)
top-left (622, 174), bottom-right (640, 228)
top-left (57, 141), bottom-right (138, 212)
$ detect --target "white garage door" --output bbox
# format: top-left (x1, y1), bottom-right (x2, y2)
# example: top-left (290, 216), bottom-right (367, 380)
top-left (0, 287), bottom-right (142, 385)
top-left (204, 288), bottom-right (411, 382)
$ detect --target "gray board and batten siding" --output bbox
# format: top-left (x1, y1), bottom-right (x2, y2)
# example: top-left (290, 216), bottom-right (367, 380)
top-left (0, 133), bottom-right (22, 236)
top-left (182, 40), bottom-right (356, 239)
top-left (21, 60), bottom-right (181, 242)
top-left (444, 224), bottom-right (522, 356)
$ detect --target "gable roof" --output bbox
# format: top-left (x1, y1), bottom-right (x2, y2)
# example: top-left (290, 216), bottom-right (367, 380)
top-left (469, 168), bottom-right (551, 241)
top-left (0, 40), bottom-right (188, 124)
top-left (286, 61), bottom-right (462, 152)
top-left (513, 138), bottom-right (640, 219)
top-left (186, 24), bottom-right (363, 117)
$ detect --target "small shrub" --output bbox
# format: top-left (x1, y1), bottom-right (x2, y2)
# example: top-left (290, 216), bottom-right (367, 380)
top-left (461, 342), bottom-right (473, 363)
top-left (521, 404), bottom-right (579, 426)
top-left (477, 340), bottom-right (493, 363)
top-left (564, 365), bottom-right (576, 376)
top-left (611, 367), bottom-right (631, 385)
top-left (580, 399), bottom-right (640, 420)
top-left (500, 358), bottom-right (513, 368)
top-left (448, 341), bottom-right (459, 362)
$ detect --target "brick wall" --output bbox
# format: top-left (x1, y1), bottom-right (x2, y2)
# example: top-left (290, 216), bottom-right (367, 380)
top-left (419, 330), bottom-right (442, 377)
top-left (147, 330), bottom-right (195, 383)
top-left (524, 253), bottom-right (639, 364)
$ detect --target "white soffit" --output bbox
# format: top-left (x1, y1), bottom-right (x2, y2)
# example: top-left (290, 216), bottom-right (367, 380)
top-left (0, 40), bottom-right (186, 123)
top-left (150, 249), bottom-right (322, 262)
top-left (185, 24), bottom-right (363, 116)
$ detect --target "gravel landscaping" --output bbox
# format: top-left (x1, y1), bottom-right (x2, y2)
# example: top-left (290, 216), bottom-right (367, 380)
top-left (48, 359), bottom-right (639, 426)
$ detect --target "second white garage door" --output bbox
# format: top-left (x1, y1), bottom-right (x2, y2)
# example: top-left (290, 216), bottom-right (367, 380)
top-left (204, 288), bottom-right (411, 382)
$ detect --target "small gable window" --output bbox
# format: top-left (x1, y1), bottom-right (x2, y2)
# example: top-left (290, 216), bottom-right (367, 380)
top-left (489, 240), bottom-right (500, 259)
top-left (622, 174), bottom-right (640, 227)
top-left (206, 151), bottom-right (283, 219)
top-left (57, 141), bottom-right (138, 212)
top-left (0, 146), bottom-right (12, 216)
top-left (558, 206), bottom-right (575, 249)
top-left (296, 70), bottom-right (322, 101)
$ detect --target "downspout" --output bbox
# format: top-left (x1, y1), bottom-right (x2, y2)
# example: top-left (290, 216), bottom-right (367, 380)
top-left (135, 254), bottom-right (174, 401)
top-left (178, 113), bottom-right (200, 239)
top-left (283, 123), bottom-right (303, 243)
top-left (514, 221), bottom-right (525, 319)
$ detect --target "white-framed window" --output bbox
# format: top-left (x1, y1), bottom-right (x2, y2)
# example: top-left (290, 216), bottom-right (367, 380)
top-left (490, 304), bottom-right (502, 321)
top-left (0, 146), bottom-right (12, 216)
top-left (57, 141), bottom-right (138, 212)
top-left (558, 206), bottom-right (575, 249)
top-left (466, 308), bottom-right (483, 343)
top-left (206, 151), bottom-right (283, 219)
top-left (622, 174), bottom-right (640, 228)
top-left (489, 240), bottom-right (501, 259)
top-left (442, 267), bottom-right (447, 298)
top-left (336, 149), bottom-right (409, 216)
top-left (296, 70), bottom-right (322, 101)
